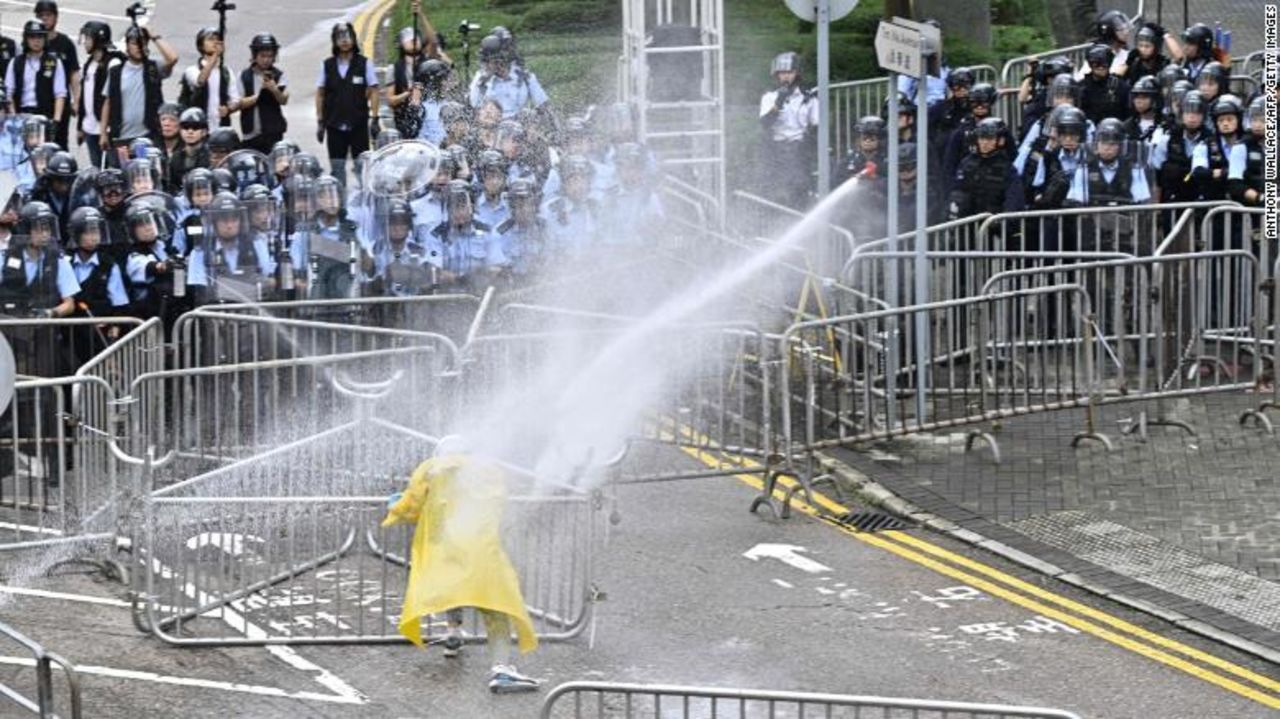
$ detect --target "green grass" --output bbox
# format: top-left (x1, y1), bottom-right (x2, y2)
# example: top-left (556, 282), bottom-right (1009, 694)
top-left (384, 0), bottom-right (621, 115)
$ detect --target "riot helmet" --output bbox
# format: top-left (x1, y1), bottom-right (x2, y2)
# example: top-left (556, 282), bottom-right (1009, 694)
top-left (1094, 10), bottom-right (1130, 44)
top-left (1180, 90), bottom-right (1207, 130)
top-left (415, 58), bottom-right (450, 95)
top-left (240, 184), bottom-right (277, 233)
top-left (21, 115), bottom-right (48, 149)
top-left (1054, 106), bottom-right (1087, 149)
top-left (1196, 62), bottom-right (1228, 101)
top-left (249, 32), bottom-right (280, 55)
top-left (969, 82), bottom-right (997, 109)
top-left (1135, 24), bottom-right (1164, 56)
top-left (179, 107), bottom-right (208, 131)
top-left (96, 169), bottom-right (126, 206)
top-left (1182, 23), bottom-right (1214, 59)
top-left (771, 51), bottom-right (801, 79)
top-left (19, 201), bottom-right (57, 248)
top-left (125, 201), bottom-right (163, 245)
top-left (560, 154), bottom-right (594, 201)
top-left (270, 140), bottom-right (298, 177)
top-left (947, 67), bottom-right (975, 92)
top-left (1049, 74), bottom-right (1077, 105)
top-left (196, 26), bottom-right (222, 54)
top-left (183, 168), bottom-right (216, 208)
top-left (446, 179), bottom-right (474, 227)
top-left (1086, 43), bottom-right (1115, 73)
top-left (79, 20), bottom-right (110, 54)
top-left (124, 158), bottom-right (156, 194)
top-left (1247, 96), bottom-right (1266, 136)
top-left (68, 206), bottom-right (105, 254)
top-left (205, 191), bottom-right (245, 243)
top-left (313, 175), bottom-right (344, 217)
top-left (1093, 117), bottom-right (1128, 163)
top-left (1211, 94), bottom-right (1243, 137)
top-left (207, 128), bottom-right (240, 163)
top-left (45, 151), bottom-right (77, 182)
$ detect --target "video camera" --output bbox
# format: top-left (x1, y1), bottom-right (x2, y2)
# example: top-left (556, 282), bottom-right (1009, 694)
top-left (458, 20), bottom-right (482, 36)
top-left (211, 0), bottom-right (237, 13)
top-left (125, 1), bottom-right (150, 27)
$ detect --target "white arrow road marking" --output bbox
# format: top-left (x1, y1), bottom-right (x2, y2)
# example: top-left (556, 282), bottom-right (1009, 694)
top-left (0, 656), bottom-right (365, 704)
top-left (743, 543), bottom-right (833, 574)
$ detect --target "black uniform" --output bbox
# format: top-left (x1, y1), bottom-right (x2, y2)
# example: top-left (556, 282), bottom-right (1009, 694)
top-left (1078, 73), bottom-right (1130, 124)
top-left (949, 152), bottom-right (1024, 218)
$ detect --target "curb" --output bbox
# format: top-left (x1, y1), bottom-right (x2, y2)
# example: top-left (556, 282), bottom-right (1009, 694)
top-left (815, 451), bottom-right (1280, 666)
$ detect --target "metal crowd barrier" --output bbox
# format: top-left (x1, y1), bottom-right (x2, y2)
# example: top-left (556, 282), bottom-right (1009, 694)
top-left (828, 65), bottom-right (997, 162)
top-left (973, 202), bottom-right (1235, 258)
top-left (127, 343), bottom-right (461, 489)
top-left (0, 317), bottom-right (144, 379)
top-left (729, 190), bottom-right (856, 279)
top-left (0, 619), bottom-right (82, 719)
top-left (539, 682), bottom-right (1082, 719)
top-left (462, 318), bottom-right (777, 486)
top-left (779, 284), bottom-right (1109, 465)
top-left (133, 421), bottom-right (602, 647)
top-left (185, 289), bottom-right (488, 340)
top-left (1, 375), bottom-right (121, 553)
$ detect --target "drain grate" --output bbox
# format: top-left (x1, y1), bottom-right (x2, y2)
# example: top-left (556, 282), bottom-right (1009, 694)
top-left (834, 510), bottom-right (910, 532)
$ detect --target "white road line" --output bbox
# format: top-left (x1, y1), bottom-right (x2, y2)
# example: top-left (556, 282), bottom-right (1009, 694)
top-left (0, 656), bottom-right (366, 704)
top-left (0, 521), bottom-right (62, 536)
top-left (0, 585), bottom-right (130, 607)
top-left (0, 0), bottom-right (130, 21)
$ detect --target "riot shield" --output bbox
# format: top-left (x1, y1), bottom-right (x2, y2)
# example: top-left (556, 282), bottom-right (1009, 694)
top-left (217, 149), bottom-right (272, 193)
top-left (360, 139), bottom-right (444, 201)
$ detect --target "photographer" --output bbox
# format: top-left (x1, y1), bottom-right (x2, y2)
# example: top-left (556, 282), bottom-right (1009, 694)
top-left (100, 24), bottom-right (177, 167)
top-left (78, 20), bottom-right (119, 167)
top-left (181, 27), bottom-right (242, 131)
top-left (239, 33), bottom-right (289, 154)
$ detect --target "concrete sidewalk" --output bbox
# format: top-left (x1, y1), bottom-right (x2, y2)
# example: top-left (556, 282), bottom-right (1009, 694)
top-left (825, 389), bottom-right (1280, 660)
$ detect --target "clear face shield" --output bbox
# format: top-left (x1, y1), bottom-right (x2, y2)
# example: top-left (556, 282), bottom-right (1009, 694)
top-left (271, 145), bottom-right (296, 177)
top-left (205, 206), bottom-right (247, 247)
top-left (128, 210), bottom-right (162, 246)
top-left (314, 180), bottom-right (343, 217)
top-left (29, 145), bottom-right (54, 178)
top-left (126, 161), bottom-right (156, 195)
top-left (287, 178), bottom-right (317, 230)
top-left (74, 217), bottom-right (105, 254)
top-left (23, 215), bottom-right (58, 250)
top-left (186, 176), bottom-right (214, 208)
top-left (245, 197), bottom-right (279, 234)
top-left (21, 117), bottom-right (46, 150)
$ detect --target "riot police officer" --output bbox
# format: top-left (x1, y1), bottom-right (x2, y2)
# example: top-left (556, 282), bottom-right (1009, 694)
top-left (371, 196), bottom-right (432, 296)
top-left (1078, 44), bottom-right (1131, 124)
top-left (426, 178), bottom-right (505, 291)
top-left (0, 200), bottom-right (78, 317)
top-left (1149, 90), bottom-right (1220, 203)
top-left (125, 200), bottom-right (187, 325)
top-left (948, 118), bottom-right (1024, 219)
top-left (543, 155), bottom-right (598, 259)
top-left (1234, 96), bottom-right (1264, 207)
top-left (1123, 76), bottom-right (1161, 142)
top-left (839, 116), bottom-right (886, 185)
top-left (758, 51), bottom-right (818, 208)
top-left (206, 127), bottom-right (239, 167)
top-left (187, 191), bottom-right (269, 303)
top-left (474, 149), bottom-right (510, 228)
top-left (468, 31), bottom-right (549, 119)
top-left (929, 66), bottom-right (974, 155)
top-left (1176, 23), bottom-right (1215, 81)
top-left (94, 168), bottom-right (130, 254)
top-left (1122, 23), bottom-right (1171, 83)
top-left (66, 205), bottom-right (129, 353)
top-left (1065, 117), bottom-right (1152, 206)
top-left (493, 177), bottom-right (545, 278)
top-left (1194, 61), bottom-right (1228, 106)
top-left (1026, 106), bottom-right (1090, 209)
top-left (168, 108), bottom-right (211, 190)
top-left (1210, 95), bottom-right (1249, 205)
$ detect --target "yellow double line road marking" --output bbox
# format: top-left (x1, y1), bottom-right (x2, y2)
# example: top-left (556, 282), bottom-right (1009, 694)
top-left (353, 0), bottom-right (399, 59)
top-left (667, 440), bottom-right (1280, 709)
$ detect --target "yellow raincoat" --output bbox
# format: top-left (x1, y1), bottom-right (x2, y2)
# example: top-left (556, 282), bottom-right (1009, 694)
top-left (382, 454), bottom-right (539, 654)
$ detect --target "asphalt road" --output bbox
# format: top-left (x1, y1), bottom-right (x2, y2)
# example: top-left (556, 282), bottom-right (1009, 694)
top-left (1, 446), bottom-right (1277, 718)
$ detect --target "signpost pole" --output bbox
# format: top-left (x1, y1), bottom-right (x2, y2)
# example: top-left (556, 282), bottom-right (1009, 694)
top-left (817, 0), bottom-right (831, 199)
top-left (913, 32), bottom-right (930, 425)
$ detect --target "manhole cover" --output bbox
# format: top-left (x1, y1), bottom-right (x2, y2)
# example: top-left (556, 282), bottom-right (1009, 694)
top-left (835, 511), bottom-right (909, 532)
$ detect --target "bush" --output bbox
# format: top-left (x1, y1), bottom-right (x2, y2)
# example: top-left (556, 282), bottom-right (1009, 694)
top-left (520, 1), bottom-right (620, 33)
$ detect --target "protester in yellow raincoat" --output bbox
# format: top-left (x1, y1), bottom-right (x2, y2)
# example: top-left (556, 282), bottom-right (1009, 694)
top-left (383, 449), bottom-right (541, 693)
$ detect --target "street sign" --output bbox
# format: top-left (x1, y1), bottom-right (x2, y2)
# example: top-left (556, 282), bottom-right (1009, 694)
top-left (783, 0), bottom-right (858, 23)
top-left (891, 16), bottom-right (941, 56)
top-left (874, 21), bottom-right (922, 77)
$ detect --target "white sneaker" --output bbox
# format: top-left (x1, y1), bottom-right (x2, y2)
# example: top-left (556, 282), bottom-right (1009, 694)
top-left (488, 665), bottom-right (540, 694)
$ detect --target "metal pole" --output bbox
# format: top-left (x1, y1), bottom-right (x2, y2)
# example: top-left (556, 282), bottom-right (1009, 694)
top-left (885, 76), bottom-right (899, 428)
top-left (913, 38), bottom-right (929, 424)
top-left (817, 0), bottom-right (831, 199)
